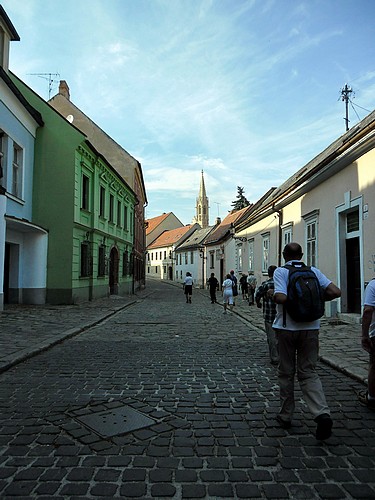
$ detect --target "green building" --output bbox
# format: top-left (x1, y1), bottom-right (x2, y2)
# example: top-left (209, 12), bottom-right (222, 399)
top-left (11, 73), bottom-right (136, 303)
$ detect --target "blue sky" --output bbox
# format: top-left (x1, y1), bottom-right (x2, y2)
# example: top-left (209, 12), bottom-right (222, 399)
top-left (3, 0), bottom-right (375, 224)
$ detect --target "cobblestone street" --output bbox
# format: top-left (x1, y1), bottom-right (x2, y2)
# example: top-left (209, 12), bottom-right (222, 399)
top-left (1, 280), bottom-right (375, 499)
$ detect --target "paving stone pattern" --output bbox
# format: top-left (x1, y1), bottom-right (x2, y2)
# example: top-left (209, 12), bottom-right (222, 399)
top-left (0, 281), bottom-right (374, 498)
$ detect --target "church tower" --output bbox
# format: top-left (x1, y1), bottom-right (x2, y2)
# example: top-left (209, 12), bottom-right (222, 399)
top-left (193, 170), bottom-right (209, 228)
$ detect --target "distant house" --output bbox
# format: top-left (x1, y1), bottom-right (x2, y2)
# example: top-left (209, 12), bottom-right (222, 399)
top-left (0, 6), bottom-right (47, 309)
top-left (49, 81), bottom-right (147, 291)
top-left (145, 212), bottom-right (183, 247)
top-left (234, 111), bottom-right (375, 319)
top-left (203, 207), bottom-right (252, 287)
top-left (175, 225), bottom-right (216, 286)
top-left (10, 73), bottom-right (136, 304)
top-left (146, 224), bottom-right (200, 280)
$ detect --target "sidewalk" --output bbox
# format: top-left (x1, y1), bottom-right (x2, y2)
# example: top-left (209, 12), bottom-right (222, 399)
top-left (0, 282), bottom-right (368, 386)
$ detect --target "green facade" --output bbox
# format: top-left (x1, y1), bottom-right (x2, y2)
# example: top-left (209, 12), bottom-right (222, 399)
top-left (11, 74), bottom-right (136, 303)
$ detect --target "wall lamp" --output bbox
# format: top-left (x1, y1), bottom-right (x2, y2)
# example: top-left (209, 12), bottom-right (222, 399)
top-left (229, 226), bottom-right (248, 242)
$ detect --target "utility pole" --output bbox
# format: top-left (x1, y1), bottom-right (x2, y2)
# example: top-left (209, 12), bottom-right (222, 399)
top-left (341, 83), bottom-right (353, 132)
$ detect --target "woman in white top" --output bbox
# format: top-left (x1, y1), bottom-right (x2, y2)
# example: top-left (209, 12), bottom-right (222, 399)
top-left (222, 273), bottom-right (234, 314)
top-left (183, 272), bottom-right (194, 303)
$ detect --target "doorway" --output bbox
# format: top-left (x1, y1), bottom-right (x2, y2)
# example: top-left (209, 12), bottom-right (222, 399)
top-left (346, 237), bottom-right (361, 313)
top-left (3, 243), bottom-right (10, 303)
top-left (109, 246), bottom-right (119, 295)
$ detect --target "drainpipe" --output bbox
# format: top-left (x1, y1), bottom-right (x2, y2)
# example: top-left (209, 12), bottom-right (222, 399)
top-left (273, 205), bottom-right (283, 267)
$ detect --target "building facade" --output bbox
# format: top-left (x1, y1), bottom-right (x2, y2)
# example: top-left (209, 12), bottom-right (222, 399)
top-left (11, 73), bottom-right (136, 304)
top-left (0, 7), bottom-right (48, 309)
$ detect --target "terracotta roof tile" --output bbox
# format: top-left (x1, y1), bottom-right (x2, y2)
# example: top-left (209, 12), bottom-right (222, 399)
top-left (145, 213), bottom-right (171, 235)
top-left (147, 225), bottom-right (194, 249)
top-left (204, 206), bottom-right (251, 244)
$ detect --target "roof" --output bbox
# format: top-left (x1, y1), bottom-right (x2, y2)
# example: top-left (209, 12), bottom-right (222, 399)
top-left (147, 225), bottom-right (195, 249)
top-left (0, 6), bottom-right (20, 41)
top-left (204, 206), bottom-right (252, 245)
top-left (238, 109), bottom-right (375, 226)
top-left (1, 69), bottom-right (44, 126)
top-left (176, 226), bottom-right (215, 250)
top-left (145, 213), bottom-right (172, 235)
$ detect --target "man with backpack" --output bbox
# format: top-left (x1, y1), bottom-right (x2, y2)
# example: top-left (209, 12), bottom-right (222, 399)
top-left (273, 242), bottom-right (341, 440)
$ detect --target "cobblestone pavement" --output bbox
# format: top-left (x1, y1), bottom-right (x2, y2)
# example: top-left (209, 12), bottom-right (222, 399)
top-left (0, 281), bottom-right (374, 499)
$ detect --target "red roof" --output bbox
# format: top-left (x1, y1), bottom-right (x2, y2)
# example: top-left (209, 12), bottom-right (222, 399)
top-left (148, 225), bottom-right (194, 249)
top-left (204, 206), bottom-right (251, 244)
top-left (145, 213), bottom-right (171, 235)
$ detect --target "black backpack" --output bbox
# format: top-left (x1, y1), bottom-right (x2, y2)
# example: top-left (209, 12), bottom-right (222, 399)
top-left (283, 262), bottom-right (325, 326)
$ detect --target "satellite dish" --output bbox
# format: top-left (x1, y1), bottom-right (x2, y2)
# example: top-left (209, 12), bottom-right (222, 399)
top-left (66, 114), bottom-right (74, 123)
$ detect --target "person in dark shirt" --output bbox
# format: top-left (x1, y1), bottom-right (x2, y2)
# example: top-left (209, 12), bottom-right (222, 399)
top-left (255, 265), bottom-right (278, 365)
top-left (208, 273), bottom-right (219, 303)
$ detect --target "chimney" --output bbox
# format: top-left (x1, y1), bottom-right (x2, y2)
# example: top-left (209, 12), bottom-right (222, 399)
top-left (59, 80), bottom-right (70, 100)
top-left (215, 217), bottom-right (221, 225)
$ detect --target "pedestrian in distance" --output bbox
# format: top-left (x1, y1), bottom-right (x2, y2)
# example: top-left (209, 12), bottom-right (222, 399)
top-left (358, 279), bottom-right (375, 410)
top-left (183, 272), bottom-right (193, 303)
top-left (255, 265), bottom-right (278, 365)
top-left (222, 274), bottom-right (234, 314)
top-left (247, 271), bottom-right (257, 305)
top-left (208, 272), bottom-right (219, 304)
top-left (273, 242), bottom-right (341, 440)
top-left (229, 269), bottom-right (238, 306)
top-left (239, 273), bottom-right (249, 300)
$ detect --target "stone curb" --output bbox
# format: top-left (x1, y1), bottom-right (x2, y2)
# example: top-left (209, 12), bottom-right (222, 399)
top-left (0, 300), bottom-right (138, 374)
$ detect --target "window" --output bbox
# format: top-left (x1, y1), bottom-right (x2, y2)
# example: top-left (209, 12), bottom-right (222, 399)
top-left (124, 205), bottom-right (128, 229)
top-left (0, 131), bottom-right (5, 186)
top-left (306, 221), bottom-right (317, 267)
top-left (303, 210), bottom-right (319, 267)
top-left (160, 251), bottom-right (162, 260)
top-left (176, 271), bottom-right (178, 279)
top-left (98, 245), bottom-right (106, 276)
top-left (117, 201), bottom-right (122, 226)
top-left (123, 250), bottom-right (129, 276)
top-left (262, 234), bottom-right (270, 273)
top-left (12, 143), bottom-right (23, 198)
top-left (164, 251), bottom-right (167, 259)
top-left (109, 194), bottom-right (114, 222)
top-left (238, 245), bottom-right (242, 271)
top-left (210, 252), bottom-right (214, 269)
top-left (282, 224), bottom-right (293, 248)
top-left (347, 210), bottom-right (359, 233)
top-left (80, 241), bottom-right (92, 277)
top-left (185, 253), bottom-right (188, 265)
top-left (190, 251), bottom-right (194, 264)
top-left (99, 186), bottom-right (105, 217)
top-left (248, 240), bottom-right (254, 271)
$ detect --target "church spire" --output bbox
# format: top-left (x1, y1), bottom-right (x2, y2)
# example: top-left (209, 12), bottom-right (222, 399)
top-left (194, 170), bottom-right (209, 228)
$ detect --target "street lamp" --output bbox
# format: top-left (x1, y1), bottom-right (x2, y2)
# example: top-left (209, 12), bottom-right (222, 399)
top-left (198, 246), bottom-right (207, 289)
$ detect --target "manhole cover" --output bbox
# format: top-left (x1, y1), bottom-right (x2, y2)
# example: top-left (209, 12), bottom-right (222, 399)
top-left (75, 405), bottom-right (156, 437)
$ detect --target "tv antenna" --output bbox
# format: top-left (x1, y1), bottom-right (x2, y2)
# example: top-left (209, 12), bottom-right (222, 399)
top-left (28, 72), bottom-right (60, 99)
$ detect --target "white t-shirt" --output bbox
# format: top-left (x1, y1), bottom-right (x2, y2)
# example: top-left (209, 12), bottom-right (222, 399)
top-left (364, 280), bottom-right (375, 338)
top-left (272, 260), bottom-right (331, 331)
top-left (222, 278), bottom-right (233, 292)
top-left (184, 276), bottom-right (194, 286)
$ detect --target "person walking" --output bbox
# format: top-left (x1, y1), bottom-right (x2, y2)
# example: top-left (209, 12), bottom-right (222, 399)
top-left (247, 271), bottom-right (257, 305)
top-left (229, 270), bottom-right (238, 306)
top-left (239, 273), bottom-right (249, 300)
top-left (273, 242), bottom-right (341, 440)
top-left (222, 274), bottom-right (234, 314)
top-left (358, 279), bottom-right (375, 410)
top-left (183, 272), bottom-right (193, 303)
top-left (255, 265), bottom-right (278, 365)
top-left (208, 272), bottom-right (219, 304)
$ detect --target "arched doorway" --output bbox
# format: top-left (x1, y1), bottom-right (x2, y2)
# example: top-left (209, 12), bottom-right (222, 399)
top-left (109, 246), bottom-right (119, 295)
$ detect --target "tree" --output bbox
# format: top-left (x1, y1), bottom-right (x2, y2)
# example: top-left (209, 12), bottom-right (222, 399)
top-left (231, 186), bottom-right (250, 210)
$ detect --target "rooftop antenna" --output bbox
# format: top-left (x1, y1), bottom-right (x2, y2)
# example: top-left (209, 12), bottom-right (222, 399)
top-left (28, 72), bottom-right (60, 99)
top-left (341, 83), bottom-right (353, 132)
top-left (214, 202), bottom-right (221, 217)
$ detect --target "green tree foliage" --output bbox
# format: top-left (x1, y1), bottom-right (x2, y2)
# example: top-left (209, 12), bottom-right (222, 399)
top-left (231, 186), bottom-right (250, 210)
